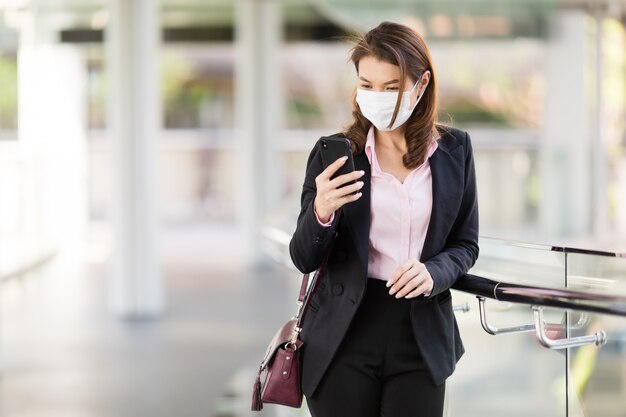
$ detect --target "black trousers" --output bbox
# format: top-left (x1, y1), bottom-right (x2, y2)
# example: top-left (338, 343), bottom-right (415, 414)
top-left (306, 278), bottom-right (446, 417)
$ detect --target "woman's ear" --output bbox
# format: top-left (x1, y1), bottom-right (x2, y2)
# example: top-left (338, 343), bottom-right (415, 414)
top-left (420, 70), bottom-right (431, 92)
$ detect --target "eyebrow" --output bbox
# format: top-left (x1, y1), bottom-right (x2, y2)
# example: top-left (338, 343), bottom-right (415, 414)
top-left (359, 76), bottom-right (400, 85)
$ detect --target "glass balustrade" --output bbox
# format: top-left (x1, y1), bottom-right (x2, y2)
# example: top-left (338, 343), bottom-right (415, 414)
top-left (446, 237), bottom-right (626, 417)
top-left (565, 251), bottom-right (626, 417)
top-left (254, 234), bottom-right (626, 417)
top-left (447, 238), bottom-right (569, 417)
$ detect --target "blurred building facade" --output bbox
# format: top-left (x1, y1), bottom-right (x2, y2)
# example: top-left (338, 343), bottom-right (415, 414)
top-left (1, 0), bottom-right (625, 313)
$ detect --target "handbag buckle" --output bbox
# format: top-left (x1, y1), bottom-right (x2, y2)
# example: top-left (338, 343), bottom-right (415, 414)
top-left (289, 326), bottom-right (302, 346)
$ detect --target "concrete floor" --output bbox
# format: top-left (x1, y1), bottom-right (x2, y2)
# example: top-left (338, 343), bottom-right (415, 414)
top-left (0, 225), bottom-right (299, 417)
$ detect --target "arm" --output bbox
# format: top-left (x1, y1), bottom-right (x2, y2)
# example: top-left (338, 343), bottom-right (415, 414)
top-left (425, 131), bottom-right (480, 297)
top-left (289, 140), bottom-right (341, 273)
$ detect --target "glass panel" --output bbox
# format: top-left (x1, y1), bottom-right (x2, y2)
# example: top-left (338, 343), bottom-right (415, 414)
top-left (566, 311), bottom-right (626, 417)
top-left (471, 237), bottom-right (566, 288)
top-left (446, 297), bottom-right (567, 417)
top-left (446, 238), bottom-right (567, 416)
top-left (567, 252), bottom-right (626, 417)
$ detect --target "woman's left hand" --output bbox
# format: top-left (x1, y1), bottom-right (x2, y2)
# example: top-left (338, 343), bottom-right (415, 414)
top-left (387, 259), bottom-right (434, 299)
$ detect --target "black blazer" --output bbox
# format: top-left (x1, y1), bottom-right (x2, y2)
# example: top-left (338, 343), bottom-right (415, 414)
top-left (289, 127), bottom-right (479, 398)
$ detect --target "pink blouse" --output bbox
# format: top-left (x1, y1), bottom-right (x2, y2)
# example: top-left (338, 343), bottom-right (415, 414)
top-left (365, 127), bottom-right (438, 283)
top-left (315, 127), bottom-right (438, 285)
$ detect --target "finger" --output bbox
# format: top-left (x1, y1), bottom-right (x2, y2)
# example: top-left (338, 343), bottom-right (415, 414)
top-left (389, 264), bottom-right (421, 295)
top-left (329, 170), bottom-right (365, 189)
top-left (405, 287), bottom-right (426, 299)
top-left (397, 270), bottom-right (432, 298)
top-left (319, 156), bottom-right (349, 181)
top-left (322, 182), bottom-right (363, 210)
top-left (405, 280), bottom-right (432, 298)
top-left (314, 172), bottom-right (360, 216)
top-left (395, 274), bottom-right (425, 298)
top-left (392, 263), bottom-right (429, 296)
top-left (396, 261), bottom-right (427, 284)
top-left (333, 191), bottom-right (362, 208)
top-left (405, 288), bottom-right (422, 299)
top-left (387, 260), bottom-right (415, 287)
top-left (328, 181), bottom-right (364, 199)
top-left (405, 272), bottom-right (433, 299)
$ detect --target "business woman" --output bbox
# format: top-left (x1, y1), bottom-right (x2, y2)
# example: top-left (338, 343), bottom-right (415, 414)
top-left (289, 21), bottom-right (479, 417)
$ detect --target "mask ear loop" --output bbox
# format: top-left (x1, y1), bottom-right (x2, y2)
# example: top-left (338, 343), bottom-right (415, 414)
top-left (408, 73), bottom-right (429, 112)
top-left (408, 77), bottom-right (421, 95)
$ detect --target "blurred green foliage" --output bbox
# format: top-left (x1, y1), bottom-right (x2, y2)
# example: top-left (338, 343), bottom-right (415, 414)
top-left (286, 97), bottom-right (323, 129)
top-left (86, 52), bottom-right (107, 129)
top-left (0, 54), bottom-right (18, 130)
top-left (441, 97), bottom-right (513, 127)
top-left (161, 52), bottom-right (218, 129)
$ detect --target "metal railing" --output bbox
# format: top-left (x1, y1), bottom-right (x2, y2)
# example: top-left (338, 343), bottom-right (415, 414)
top-left (452, 273), bottom-right (626, 349)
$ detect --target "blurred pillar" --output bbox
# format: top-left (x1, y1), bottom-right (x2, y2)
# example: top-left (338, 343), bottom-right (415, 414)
top-left (592, 9), bottom-right (609, 235)
top-left (106, 0), bottom-right (163, 317)
top-left (18, 45), bottom-right (86, 258)
top-left (17, 4), bottom-right (57, 46)
top-left (540, 9), bottom-right (591, 237)
top-left (235, 0), bottom-right (283, 267)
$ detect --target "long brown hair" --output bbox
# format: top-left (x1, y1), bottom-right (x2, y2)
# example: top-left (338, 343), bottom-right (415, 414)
top-left (344, 21), bottom-right (444, 168)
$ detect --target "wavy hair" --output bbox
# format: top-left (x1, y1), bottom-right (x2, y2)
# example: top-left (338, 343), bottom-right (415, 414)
top-left (344, 21), bottom-right (446, 168)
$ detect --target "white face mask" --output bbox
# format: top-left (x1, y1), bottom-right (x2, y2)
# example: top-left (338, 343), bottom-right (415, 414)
top-left (355, 75), bottom-right (428, 131)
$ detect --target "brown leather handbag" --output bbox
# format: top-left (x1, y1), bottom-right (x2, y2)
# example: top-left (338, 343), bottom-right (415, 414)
top-left (251, 214), bottom-right (340, 411)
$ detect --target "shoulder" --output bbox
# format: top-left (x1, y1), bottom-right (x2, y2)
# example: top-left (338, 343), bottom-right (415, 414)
top-left (435, 125), bottom-right (473, 156)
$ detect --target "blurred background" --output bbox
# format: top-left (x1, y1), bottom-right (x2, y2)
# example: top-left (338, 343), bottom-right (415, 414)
top-left (0, 0), bottom-right (625, 416)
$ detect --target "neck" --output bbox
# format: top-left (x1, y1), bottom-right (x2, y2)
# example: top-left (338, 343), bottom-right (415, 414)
top-left (375, 127), bottom-right (406, 153)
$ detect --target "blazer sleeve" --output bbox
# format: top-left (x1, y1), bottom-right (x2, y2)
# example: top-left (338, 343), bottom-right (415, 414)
top-left (425, 131), bottom-right (480, 297)
top-left (289, 138), bottom-right (341, 273)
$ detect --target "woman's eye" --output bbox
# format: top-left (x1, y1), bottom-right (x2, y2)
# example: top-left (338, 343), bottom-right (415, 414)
top-left (386, 86), bottom-right (399, 91)
top-left (361, 84), bottom-right (372, 89)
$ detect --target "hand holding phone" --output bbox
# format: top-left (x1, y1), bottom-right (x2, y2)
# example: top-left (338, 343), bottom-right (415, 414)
top-left (314, 137), bottom-right (365, 222)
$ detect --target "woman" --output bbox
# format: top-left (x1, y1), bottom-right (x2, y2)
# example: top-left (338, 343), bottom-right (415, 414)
top-left (289, 21), bottom-right (479, 417)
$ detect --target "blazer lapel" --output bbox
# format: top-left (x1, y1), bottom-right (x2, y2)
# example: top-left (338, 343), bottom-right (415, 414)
top-left (420, 141), bottom-right (465, 262)
top-left (342, 152), bottom-right (371, 274)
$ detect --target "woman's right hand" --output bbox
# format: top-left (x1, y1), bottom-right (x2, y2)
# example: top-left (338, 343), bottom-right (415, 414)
top-left (314, 156), bottom-right (365, 223)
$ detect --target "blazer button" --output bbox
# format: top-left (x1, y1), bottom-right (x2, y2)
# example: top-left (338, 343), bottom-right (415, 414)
top-left (332, 284), bottom-right (344, 296)
top-left (313, 236), bottom-right (321, 244)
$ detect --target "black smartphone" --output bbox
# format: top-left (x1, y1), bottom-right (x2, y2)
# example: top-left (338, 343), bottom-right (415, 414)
top-left (319, 137), bottom-right (356, 187)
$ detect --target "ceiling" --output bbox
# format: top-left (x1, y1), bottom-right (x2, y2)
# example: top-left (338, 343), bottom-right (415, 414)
top-left (0, 0), bottom-right (623, 36)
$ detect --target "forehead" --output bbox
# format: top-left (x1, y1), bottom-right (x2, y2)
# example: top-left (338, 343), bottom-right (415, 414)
top-left (358, 56), bottom-right (401, 81)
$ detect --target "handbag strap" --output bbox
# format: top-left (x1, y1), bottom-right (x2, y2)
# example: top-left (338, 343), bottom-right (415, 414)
top-left (297, 274), bottom-right (310, 304)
